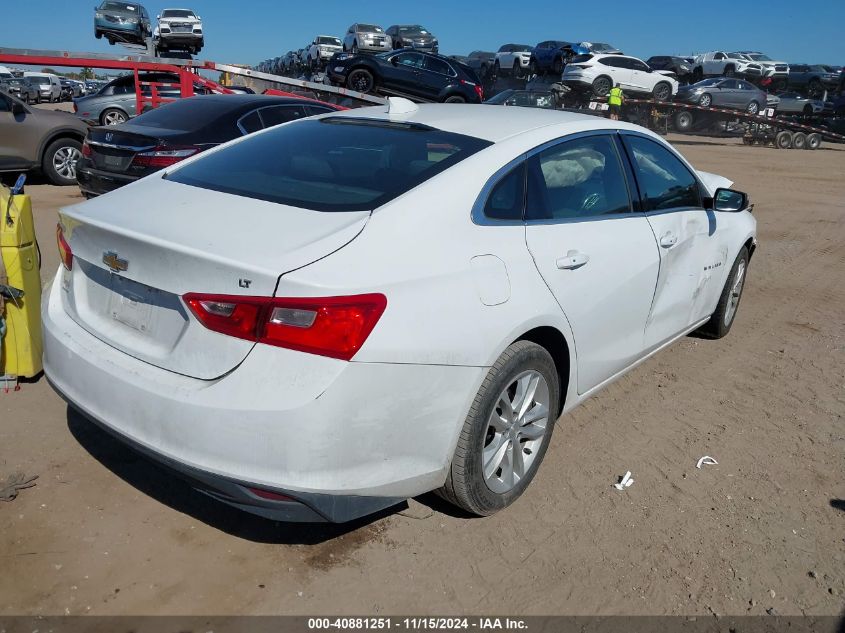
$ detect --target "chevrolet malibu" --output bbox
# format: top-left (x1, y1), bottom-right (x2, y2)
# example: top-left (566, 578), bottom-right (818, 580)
top-left (43, 100), bottom-right (756, 523)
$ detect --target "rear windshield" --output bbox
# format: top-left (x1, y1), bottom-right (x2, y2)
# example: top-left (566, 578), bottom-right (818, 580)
top-left (28, 76), bottom-right (50, 85)
top-left (569, 54), bottom-right (593, 64)
top-left (166, 118), bottom-right (492, 212)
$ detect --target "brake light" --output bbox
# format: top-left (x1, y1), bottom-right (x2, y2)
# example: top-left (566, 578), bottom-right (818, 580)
top-left (132, 145), bottom-right (200, 169)
top-left (474, 84), bottom-right (484, 101)
top-left (81, 141), bottom-right (91, 158)
top-left (56, 224), bottom-right (73, 271)
top-left (183, 293), bottom-right (387, 361)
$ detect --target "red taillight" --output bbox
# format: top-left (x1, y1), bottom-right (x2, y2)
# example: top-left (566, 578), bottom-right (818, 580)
top-left (81, 141), bottom-right (91, 158)
top-left (247, 487), bottom-right (295, 502)
top-left (56, 224), bottom-right (73, 271)
top-left (474, 84), bottom-right (484, 101)
top-left (132, 145), bottom-right (200, 169)
top-left (183, 293), bottom-right (387, 361)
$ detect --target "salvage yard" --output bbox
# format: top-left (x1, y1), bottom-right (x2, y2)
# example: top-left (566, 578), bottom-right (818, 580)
top-left (1, 121), bottom-right (844, 616)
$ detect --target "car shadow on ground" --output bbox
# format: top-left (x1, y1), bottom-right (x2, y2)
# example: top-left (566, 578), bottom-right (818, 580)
top-left (830, 499), bottom-right (845, 512)
top-left (66, 406), bottom-right (403, 544)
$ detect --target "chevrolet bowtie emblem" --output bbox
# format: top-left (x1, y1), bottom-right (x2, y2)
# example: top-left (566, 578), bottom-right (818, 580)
top-left (102, 251), bottom-right (128, 273)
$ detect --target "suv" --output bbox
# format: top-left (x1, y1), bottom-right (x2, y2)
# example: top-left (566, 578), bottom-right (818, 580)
top-left (0, 91), bottom-right (88, 185)
top-left (562, 53), bottom-right (679, 100)
top-left (94, 1), bottom-right (152, 46)
top-left (307, 36), bottom-right (343, 71)
top-left (386, 25), bottom-right (438, 53)
top-left (646, 56), bottom-right (694, 84)
top-left (494, 44), bottom-right (533, 78)
top-left (692, 51), bottom-right (766, 82)
top-left (734, 52), bottom-right (789, 88)
top-left (343, 24), bottom-right (391, 54)
top-left (154, 8), bottom-right (204, 55)
top-left (530, 41), bottom-right (575, 76)
top-left (787, 64), bottom-right (840, 96)
top-left (328, 50), bottom-right (482, 103)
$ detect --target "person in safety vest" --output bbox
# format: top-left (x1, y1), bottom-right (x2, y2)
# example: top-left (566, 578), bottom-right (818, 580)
top-left (608, 82), bottom-right (624, 120)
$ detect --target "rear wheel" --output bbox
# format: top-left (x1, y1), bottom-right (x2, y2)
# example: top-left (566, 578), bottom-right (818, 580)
top-left (591, 75), bottom-right (612, 97)
top-left (347, 68), bottom-right (375, 93)
top-left (438, 341), bottom-right (560, 516)
top-left (100, 108), bottom-right (127, 126)
top-left (802, 104), bottom-right (813, 115)
top-left (806, 132), bottom-right (822, 150)
top-left (42, 138), bottom-right (82, 186)
top-left (695, 247), bottom-right (749, 339)
top-left (791, 132), bottom-right (807, 149)
top-left (775, 130), bottom-right (793, 149)
top-left (444, 95), bottom-right (466, 103)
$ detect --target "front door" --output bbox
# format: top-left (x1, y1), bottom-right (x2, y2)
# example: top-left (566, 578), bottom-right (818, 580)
top-left (0, 96), bottom-right (32, 169)
top-left (620, 133), bottom-right (727, 351)
top-left (386, 51), bottom-right (425, 97)
top-left (524, 133), bottom-right (660, 394)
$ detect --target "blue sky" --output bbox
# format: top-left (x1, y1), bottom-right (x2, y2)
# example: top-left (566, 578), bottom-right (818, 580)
top-left (3, 0), bottom-right (844, 70)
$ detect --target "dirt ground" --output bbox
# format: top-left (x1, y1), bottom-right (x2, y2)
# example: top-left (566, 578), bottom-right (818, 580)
top-left (1, 106), bottom-right (843, 616)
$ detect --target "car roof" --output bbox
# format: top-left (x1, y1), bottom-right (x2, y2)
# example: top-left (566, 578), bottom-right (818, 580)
top-left (322, 103), bottom-right (646, 143)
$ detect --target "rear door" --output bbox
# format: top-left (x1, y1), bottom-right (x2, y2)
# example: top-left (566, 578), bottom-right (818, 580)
top-left (600, 57), bottom-right (632, 89)
top-left (620, 133), bottom-right (726, 351)
top-left (524, 132), bottom-right (660, 393)
top-left (420, 56), bottom-right (454, 99)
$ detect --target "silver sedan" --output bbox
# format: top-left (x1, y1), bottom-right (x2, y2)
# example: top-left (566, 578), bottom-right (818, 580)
top-left (676, 78), bottom-right (771, 114)
top-left (775, 92), bottom-right (825, 115)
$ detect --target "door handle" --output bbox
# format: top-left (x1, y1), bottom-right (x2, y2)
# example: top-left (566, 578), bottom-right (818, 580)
top-left (556, 250), bottom-right (589, 270)
top-left (659, 232), bottom-right (678, 248)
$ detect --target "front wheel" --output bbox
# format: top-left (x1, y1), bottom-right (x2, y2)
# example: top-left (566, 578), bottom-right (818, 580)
top-left (653, 81), bottom-right (671, 101)
top-left (438, 341), bottom-right (560, 516)
top-left (695, 247), bottom-right (749, 339)
top-left (42, 138), bottom-right (82, 186)
top-left (746, 100), bottom-right (760, 115)
top-left (347, 68), bottom-right (375, 93)
top-left (698, 93), bottom-right (712, 107)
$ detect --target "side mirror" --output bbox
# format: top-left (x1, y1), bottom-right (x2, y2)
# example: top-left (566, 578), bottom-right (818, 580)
top-left (712, 187), bottom-right (748, 212)
top-left (390, 56), bottom-right (398, 66)
top-left (11, 101), bottom-right (25, 115)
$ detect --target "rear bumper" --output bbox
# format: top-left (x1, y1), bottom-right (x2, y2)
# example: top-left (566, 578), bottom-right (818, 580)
top-left (76, 165), bottom-right (138, 196)
top-left (42, 276), bottom-right (484, 521)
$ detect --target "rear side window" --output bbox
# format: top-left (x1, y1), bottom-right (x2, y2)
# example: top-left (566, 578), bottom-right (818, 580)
top-left (167, 118), bottom-right (492, 211)
top-left (526, 135), bottom-right (631, 220)
top-left (424, 57), bottom-right (453, 76)
top-left (569, 54), bottom-right (593, 64)
top-left (623, 136), bottom-right (701, 211)
top-left (483, 163), bottom-right (525, 221)
top-left (258, 104), bottom-right (309, 128)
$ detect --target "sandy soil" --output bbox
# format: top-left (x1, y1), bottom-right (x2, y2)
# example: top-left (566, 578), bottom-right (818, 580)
top-left (0, 120), bottom-right (843, 616)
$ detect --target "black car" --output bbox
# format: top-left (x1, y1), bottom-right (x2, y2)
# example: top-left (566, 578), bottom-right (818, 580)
top-left (386, 25), bottom-right (438, 53)
top-left (76, 94), bottom-right (339, 197)
top-left (328, 50), bottom-right (483, 103)
top-left (787, 64), bottom-right (840, 96)
top-left (646, 56), bottom-right (694, 84)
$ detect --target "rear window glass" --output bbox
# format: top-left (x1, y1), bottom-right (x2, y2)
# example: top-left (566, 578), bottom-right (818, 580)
top-left (132, 97), bottom-right (235, 129)
top-left (166, 118), bottom-right (492, 212)
top-left (569, 55), bottom-right (593, 64)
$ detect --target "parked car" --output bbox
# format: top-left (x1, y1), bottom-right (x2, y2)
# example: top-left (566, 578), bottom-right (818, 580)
top-left (692, 51), bottom-right (767, 83)
top-left (734, 52), bottom-right (789, 88)
top-left (774, 92), bottom-right (825, 115)
top-left (154, 8), bottom-right (204, 54)
top-left (94, 1), bottom-right (152, 46)
top-left (60, 79), bottom-right (85, 100)
top-left (530, 41), bottom-right (575, 76)
top-left (328, 50), bottom-right (483, 103)
top-left (562, 54), bottom-right (679, 100)
top-left (646, 55), bottom-right (694, 84)
top-left (494, 44), bottom-right (533, 78)
top-left (577, 42), bottom-right (622, 55)
top-left (786, 64), bottom-right (840, 96)
top-left (44, 102), bottom-right (756, 523)
top-left (0, 66), bottom-right (14, 83)
top-left (76, 94), bottom-right (339, 197)
top-left (307, 36), bottom-right (343, 70)
top-left (0, 90), bottom-right (88, 185)
top-left (1, 77), bottom-right (36, 104)
top-left (73, 72), bottom-right (191, 125)
top-left (483, 89), bottom-right (555, 108)
top-left (461, 51), bottom-right (496, 83)
top-left (386, 25), bottom-right (438, 53)
top-left (343, 23), bottom-right (391, 54)
top-left (23, 73), bottom-right (62, 103)
top-left (675, 78), bottom-right (771, 114)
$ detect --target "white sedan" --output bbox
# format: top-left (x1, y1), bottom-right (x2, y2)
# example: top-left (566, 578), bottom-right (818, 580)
top-left (43, 100), bottom-right (756, 522)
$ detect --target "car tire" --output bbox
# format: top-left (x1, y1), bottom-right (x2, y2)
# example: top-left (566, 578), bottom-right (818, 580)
top-left (653, 81), bottom-right (671, 101)
top-left (444, 95), bottom-right (466, 103)
top-left (100, 108), bottom-right (128, 126)
top-left (493, 61), bottom-right (501, 79)
top-left (807, 79), bottom-right (822, 97)
top-left (775, 130), bottom-right (793, 149)
top-left (674, 110), bottom-right (694, 132)
top-left (806, 133), bottom-right (822, 150)
top-left (746, 100), bottom-right (760, 115)
top-left (802, 104), bottom-right (813, 115)
top-left (791, 131), bottom-right (807, 150)
top-left (695, 247), bottom-right (749, 340)
top-left (692, 67), bottom-right (703, 83)
top-left (437, 341), bottom-right (560, 516)
top-left (698, 93), bottom-right (712, 107)
top-left (35, 93), bottom-right (41, 104)
top-left (591, 75), bottom-right (612, 97)
top-left (724, 65), bottom-right (736, 78)
top-left (42, 137), bottom-right (82, 186)
top-left (552, 58), bottom-right (563, 75)
top-left (347, 68), bottom-right (375, 93)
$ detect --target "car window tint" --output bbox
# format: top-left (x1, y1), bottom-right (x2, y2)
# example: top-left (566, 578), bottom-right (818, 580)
top-left (484, 163), bottom-right (525, 220)
top-left (259, 105), bottom-right (309, 128)
top-left (166, 118), bottom-right (492, 212)
top-left (238, 110), bottom-right (262, 134)
top-left (395, 52), bottom-right (424, 68)
top-left (624, 136), bottom-right (701, 212)
top-left (526, 135), bottom-right (631, 220)
top-left (424, 57), bottom-right (452, 75)
top-left (600, 57), bottom-right (622, 68)
top-left (631, 59), bottom-right (650, 71)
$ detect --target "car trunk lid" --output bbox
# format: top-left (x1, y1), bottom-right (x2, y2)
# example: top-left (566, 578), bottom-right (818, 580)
top-left (58, 175), bottom-right (369, 379)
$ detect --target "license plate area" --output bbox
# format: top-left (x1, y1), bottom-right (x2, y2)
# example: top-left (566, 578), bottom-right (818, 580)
top-left (107, 275), bottom-right (155, 334)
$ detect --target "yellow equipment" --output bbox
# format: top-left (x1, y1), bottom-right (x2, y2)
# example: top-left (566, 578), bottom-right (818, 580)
top-left (0, 184), bottom-right (43, 382)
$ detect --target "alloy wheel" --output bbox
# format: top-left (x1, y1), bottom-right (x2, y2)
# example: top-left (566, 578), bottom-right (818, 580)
top-left (482, 370), bottom-right (550, 494)
top-left (103, 110), bottom-right (127, 125)
top-left (724, 260), bottom-right (746, 327)
top-left (52, 146), bottom-right (82, 180)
